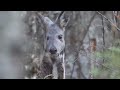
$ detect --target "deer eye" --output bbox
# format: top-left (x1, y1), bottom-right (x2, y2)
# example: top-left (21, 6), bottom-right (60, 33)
top-left (47, 37), bottom-right (49, 40)
top-left (58, 35), bottom-right (62, 40)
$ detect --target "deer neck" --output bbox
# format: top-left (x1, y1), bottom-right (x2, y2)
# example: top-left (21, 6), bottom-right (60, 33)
top-left (52, 49), bottom-right (65, 79)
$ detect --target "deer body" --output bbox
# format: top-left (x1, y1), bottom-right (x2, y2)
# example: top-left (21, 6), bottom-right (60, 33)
top-left (37, 12), bottom-right (69, 79)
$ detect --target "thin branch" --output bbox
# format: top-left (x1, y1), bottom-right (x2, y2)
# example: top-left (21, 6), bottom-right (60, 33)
top-left (76, 60), bottom-right (87, 79)
top-left (101, 13), bottom-right (105, 64)
top-left (96, 11), bottom-right (120, 32)
top-left (101, 16), bottom-right (105, 46)
top-left (113, 11), bottom-right (120, 21)
top-left (79, 12), bottom-right (97, 48)
top-left (70, 60), bottom-right (76, 79)
top-left (70, 12), bottom-right (96, 79)
top-left (44, 74), bottom-right (53, 79)
top-left (62, 54), bottom-right (66, 79)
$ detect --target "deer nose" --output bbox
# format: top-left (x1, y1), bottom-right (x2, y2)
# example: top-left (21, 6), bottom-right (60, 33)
top-left (49, 48), bottom-right (57, 54)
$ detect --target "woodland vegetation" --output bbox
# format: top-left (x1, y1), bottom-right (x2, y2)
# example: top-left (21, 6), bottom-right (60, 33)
top-left (0, 11), bottom-right (120, 79)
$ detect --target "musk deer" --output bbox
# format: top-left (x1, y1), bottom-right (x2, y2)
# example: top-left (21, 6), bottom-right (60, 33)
top-left (36, 11), bottom-right (70, 79)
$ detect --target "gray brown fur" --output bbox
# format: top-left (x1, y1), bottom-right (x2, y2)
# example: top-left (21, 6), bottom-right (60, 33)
top-left (37, 12), bottom-right (69, 79)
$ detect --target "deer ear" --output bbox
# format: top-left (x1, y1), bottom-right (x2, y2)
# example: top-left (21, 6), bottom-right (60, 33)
top-left (55, 12), bottom-right (70, 31)
top-left (36, 13), bottom-right (54, 27)
top-left (43, 17), bottom-right (54, 27)
top-left (59, 17), bottom-right (70, 30)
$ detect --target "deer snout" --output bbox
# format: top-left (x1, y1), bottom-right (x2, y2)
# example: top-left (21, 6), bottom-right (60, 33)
top-left (49, 48), bottom-right (57, 54)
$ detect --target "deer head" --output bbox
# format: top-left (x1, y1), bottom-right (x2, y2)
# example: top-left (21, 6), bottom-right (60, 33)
top-left (36, 11), bottom-right (70, 59)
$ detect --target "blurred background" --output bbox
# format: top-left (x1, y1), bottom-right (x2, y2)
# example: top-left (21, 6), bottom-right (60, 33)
top-left (0, 11), bottom-right (120, 79)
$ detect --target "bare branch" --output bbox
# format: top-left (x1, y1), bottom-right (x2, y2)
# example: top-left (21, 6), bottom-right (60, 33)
top-left (70, 12), bottom-right (96, 79)
top-left (96, 11), bottom-right (120, 32)
top-left (44, 74), bottom-right (53, 79)
top-left (62, 54), bottom-right (66, 79)
top-left (70, 60), bottom-right (76, 79)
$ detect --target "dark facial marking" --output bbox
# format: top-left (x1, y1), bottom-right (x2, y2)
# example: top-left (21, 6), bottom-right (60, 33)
top-left (47, 36), bottom-right (49, 40)
top-left (58, 35), bottom-right (63, 42)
